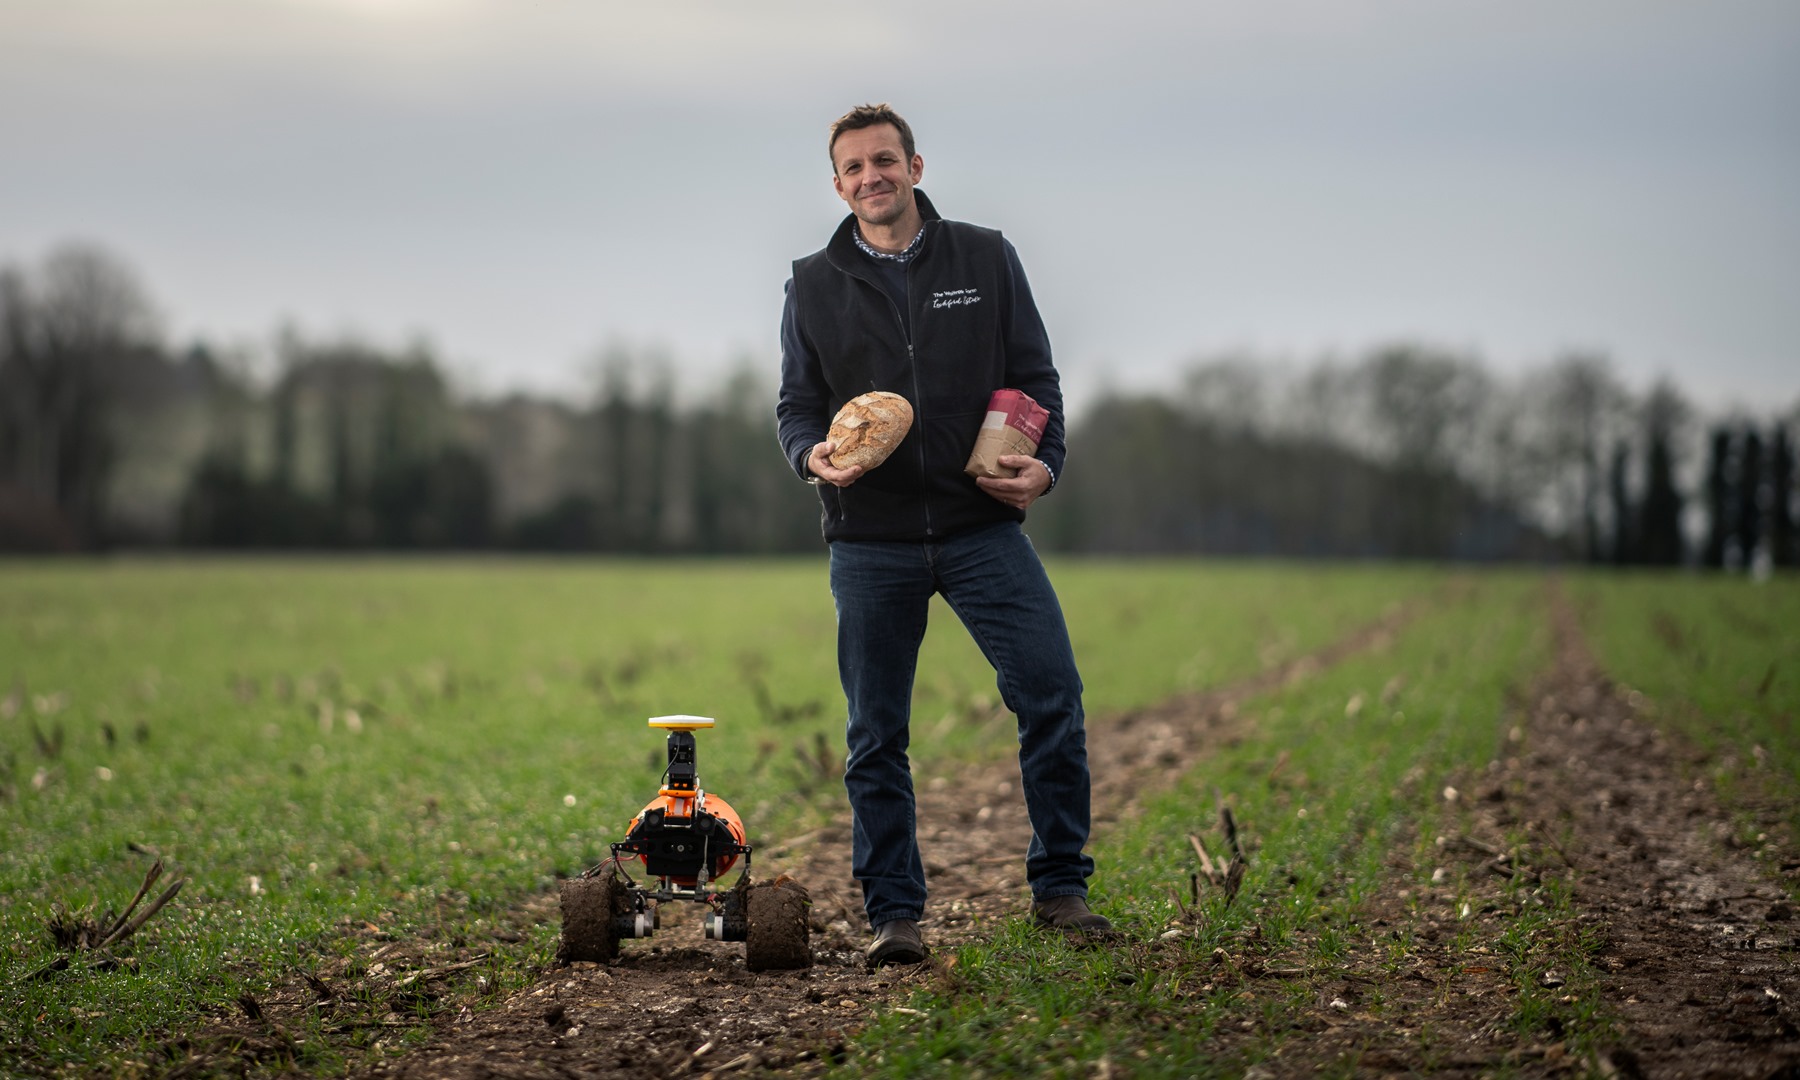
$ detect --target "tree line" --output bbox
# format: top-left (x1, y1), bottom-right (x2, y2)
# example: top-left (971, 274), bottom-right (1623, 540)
top-left (3, 243), bottom-right (1796, 565)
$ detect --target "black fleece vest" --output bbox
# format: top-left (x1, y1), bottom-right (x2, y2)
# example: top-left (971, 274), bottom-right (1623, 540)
top-left (790, 205), bottom-right (1023, 541)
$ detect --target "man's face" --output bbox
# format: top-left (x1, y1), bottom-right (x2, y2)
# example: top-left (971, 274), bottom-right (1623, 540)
top-left (831, 124), bottom-right (923, 229)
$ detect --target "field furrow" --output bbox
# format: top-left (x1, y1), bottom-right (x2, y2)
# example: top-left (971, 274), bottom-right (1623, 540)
top-left (345, 572), bottom-right (1442, 1079)
top-left (4, 564), bottom-right (1796, 1079)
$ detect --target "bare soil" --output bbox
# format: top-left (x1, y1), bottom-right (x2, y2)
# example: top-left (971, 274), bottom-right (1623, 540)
top-left (1215, 585), bottom-right (1800, 1078)
top-left (310, 600), bottom-right (1423, 1080)
top-left (151, 586), bottom-right (1798, 1079)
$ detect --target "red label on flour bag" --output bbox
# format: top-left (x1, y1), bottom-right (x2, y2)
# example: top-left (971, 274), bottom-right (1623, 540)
top-left (963, 389), bottom-right (1051, 480)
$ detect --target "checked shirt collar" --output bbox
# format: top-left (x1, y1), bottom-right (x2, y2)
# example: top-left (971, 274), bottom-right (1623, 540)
top-left (853, 224), bottom-right (926, 264)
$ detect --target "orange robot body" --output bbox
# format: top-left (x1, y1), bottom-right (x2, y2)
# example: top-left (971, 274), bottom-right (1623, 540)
top-left (621, 789), bottom-right (746, 886)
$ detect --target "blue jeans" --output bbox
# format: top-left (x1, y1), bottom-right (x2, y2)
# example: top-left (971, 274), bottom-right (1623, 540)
top-left (829, 521), bottom-right (1094, 928)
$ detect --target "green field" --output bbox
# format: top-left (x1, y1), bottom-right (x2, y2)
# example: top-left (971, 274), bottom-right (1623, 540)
top-left (2, 560), bottom-right (1794, 1076)
top-left (1570, 573), bottom-right (1800, 843)
top-left (839, 570), bottom-right (1799, 1077)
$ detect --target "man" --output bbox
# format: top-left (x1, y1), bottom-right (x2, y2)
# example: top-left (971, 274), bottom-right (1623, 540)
top-left (776, 103), bottom-right (1110, 968)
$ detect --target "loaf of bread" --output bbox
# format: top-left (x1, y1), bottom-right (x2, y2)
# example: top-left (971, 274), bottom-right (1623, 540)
top-left (827, 391), bottom-right (914, 470)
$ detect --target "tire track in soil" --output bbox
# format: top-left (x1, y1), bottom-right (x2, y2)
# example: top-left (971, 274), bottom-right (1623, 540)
top-left (1227, 582), bottom-right (1799, 1078)
top-left (319, 596), bottom-right (1432, 1080)
top-left (1533, 587), bottom-right (1798, 1076)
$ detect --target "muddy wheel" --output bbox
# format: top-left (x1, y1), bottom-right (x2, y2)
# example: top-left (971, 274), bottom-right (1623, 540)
top-left (559, 871), bottom-right (629, 963)
top-left (744, 880), bottom-right (811, 971)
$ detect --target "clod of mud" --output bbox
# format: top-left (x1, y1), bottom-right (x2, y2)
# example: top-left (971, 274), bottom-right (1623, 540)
top-left (47, 903), bottom-right (114, 952)
top-left (745, 879), bottom-right (812, 971)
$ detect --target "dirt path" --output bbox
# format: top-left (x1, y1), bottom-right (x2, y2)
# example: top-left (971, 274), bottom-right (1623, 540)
top-left (328, 600), bottom-right (1425, 1080)
top-left (1523, 588), bottom-right (1798, 1074)
top-left (1227, 584), bottom-right (1800, 1077)
top-left (161, 582), bottom-right (1796, 1078)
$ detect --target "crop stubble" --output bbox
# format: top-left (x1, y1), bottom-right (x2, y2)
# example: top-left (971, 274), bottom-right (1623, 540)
top-left (337, 593), bottom-right (1440, 1078)
top-left (1206, 584), bottom-right (1800, 1077)
top-left (52, 575), bottom-right (1798, 1079)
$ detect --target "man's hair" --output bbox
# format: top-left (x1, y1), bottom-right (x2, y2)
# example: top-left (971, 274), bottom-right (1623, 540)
top-left (828, 103), bottom-right (916, 171)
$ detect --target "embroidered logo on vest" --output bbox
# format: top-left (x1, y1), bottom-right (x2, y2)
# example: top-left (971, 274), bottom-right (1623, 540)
top-left (931, 287), bottom-right (982, 310)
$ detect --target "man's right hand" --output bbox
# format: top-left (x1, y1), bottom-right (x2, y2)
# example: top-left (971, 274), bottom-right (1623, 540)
top-left (807, 440), bottom-right (866, 488)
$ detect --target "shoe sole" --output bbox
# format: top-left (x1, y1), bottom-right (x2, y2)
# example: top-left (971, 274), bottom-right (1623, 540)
top-left (866, 943), bottom-right (928, 967)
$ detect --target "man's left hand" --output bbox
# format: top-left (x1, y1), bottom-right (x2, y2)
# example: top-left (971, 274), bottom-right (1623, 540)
top-left (976, 455), bottom-right (1051, 511)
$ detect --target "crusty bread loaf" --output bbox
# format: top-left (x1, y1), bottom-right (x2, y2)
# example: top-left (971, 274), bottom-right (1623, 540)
top-left (827, 391), bottom-right (914, 471)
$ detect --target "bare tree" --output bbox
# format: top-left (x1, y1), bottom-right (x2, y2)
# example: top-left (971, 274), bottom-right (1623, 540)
top-left (1358, 344), bottom-right (1493, 474)
top-left (0, 243), bottom-right (161, 546)
top-left (1179, 355), bottom-right (1273, 437)
top-left (1514, 354), bottom-right (1631, 560)
top-left (1282, 359), bottom-right (1361, 454)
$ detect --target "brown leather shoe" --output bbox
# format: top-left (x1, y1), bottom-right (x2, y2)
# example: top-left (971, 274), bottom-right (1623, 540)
top-left (1031, 895), bottom-right (1114, 936)
top-left (865, 918), bottom-right (928, 967)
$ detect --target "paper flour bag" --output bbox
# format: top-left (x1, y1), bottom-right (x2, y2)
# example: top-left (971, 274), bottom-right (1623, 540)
top-left (964, 389), bottom-right (1050, 479)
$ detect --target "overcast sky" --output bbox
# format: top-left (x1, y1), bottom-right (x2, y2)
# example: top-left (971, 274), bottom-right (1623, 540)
top-left (3, 0), bottom-right (1796, 415)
